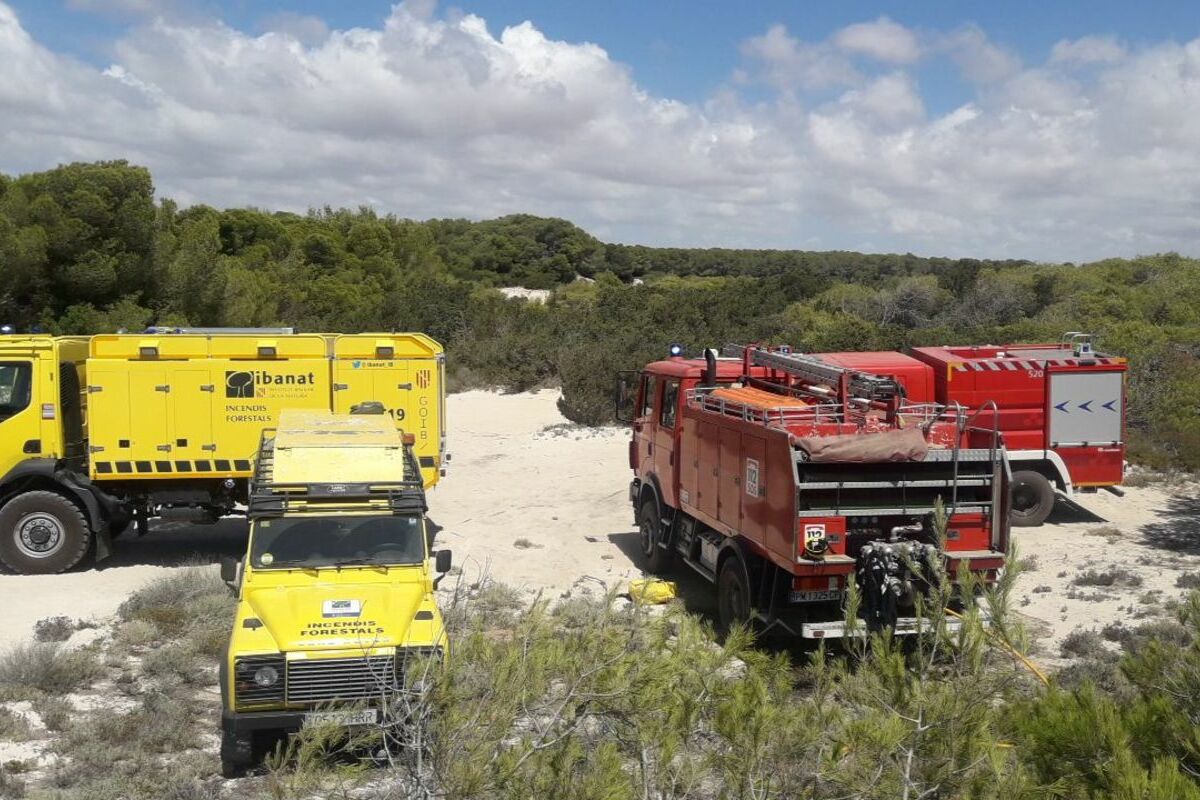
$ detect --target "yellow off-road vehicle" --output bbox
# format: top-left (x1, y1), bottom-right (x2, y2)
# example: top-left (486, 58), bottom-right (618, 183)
top-left (219, 408), bottom-right (450, 776)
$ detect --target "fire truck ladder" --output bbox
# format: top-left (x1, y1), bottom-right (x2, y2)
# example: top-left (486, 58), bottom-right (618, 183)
top-left (722, 344), bottom-right (904, 404)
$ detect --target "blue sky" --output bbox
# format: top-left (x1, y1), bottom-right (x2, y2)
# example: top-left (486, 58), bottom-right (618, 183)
top-left (3, 0), bottom-right (1200, 259)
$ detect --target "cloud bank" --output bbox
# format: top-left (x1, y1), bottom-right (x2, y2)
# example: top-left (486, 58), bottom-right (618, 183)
top-left (2, 2), bottom-right (1198, 261)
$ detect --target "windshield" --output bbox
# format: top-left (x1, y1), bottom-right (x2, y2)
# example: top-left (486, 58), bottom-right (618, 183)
top-left (250, 514), bottom-right (426, 569)
top-left (0, 363), bottom-right (32, 423)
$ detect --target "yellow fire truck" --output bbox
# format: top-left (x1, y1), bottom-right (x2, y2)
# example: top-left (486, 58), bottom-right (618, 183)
top-left (0, 330), bottom-right (445, 574)
top-left (219, 409), bottom-right (449, 776)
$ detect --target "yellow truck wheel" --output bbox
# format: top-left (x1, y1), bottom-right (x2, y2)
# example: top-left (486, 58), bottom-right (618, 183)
top-left (0, 491), bottom-right (93, 574)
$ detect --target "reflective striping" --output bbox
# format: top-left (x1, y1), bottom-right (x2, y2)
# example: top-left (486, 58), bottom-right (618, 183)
top-left (92, 460), bottom-right (250, 476)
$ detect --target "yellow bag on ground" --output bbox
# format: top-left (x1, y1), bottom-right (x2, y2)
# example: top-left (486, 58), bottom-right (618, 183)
top-left (629, 578), bottom-right (678, 605)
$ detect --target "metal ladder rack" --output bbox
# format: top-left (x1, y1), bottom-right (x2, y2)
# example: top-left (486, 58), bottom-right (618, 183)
top-left (723, 344), bottom-right (904, 402)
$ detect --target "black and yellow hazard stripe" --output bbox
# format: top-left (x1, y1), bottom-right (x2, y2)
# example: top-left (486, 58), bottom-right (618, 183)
top-left (93, 459), bottom-right (253, 476)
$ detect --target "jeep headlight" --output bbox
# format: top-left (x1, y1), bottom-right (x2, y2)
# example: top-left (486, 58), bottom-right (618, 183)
top-left (235, 655), bottom-right (286, 703)
top-left (253, 665), bottom-right (280, 687)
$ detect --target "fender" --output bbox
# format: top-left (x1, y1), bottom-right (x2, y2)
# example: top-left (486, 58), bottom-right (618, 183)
top-left (716, 535), bottom-right (760, 586)
top-left (0, 459), bottom-right (116, 556)
top-left (1007, 450), bottom-right (1073, 495)
top-left (637, 472), bottom-right (667, 517)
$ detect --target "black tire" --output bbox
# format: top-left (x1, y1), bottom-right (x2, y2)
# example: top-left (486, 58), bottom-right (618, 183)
top-left (636, 498), bottom-right (674, 574)
top-left (1010, 470), bottom-right (1056, 527)
top-left (0, 491), bottom-right (93, 574)
top-left (716, 556), bottom-right (752, 636)
top-left (220, 730), bottom-right (254, 778)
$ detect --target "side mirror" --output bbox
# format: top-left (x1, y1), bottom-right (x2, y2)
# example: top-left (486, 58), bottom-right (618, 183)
top-left (614, 370), bottom-right (638, 423)
top-left (432, 549), bottom-right (452, 590)
top-left (220, 556), bottom-right (240, 588)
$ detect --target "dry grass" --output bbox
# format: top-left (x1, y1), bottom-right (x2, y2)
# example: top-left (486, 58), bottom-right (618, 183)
top-left (0, 706), bottom-right (34, 741)
top-left (0, 642), bottom-right (101, 698)
top-left (1073, 568), bottom-right (1143, 588)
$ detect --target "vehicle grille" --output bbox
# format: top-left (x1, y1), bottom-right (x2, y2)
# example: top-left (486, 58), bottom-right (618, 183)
top-left (235, 655), bottom-right (286, 704)
top-left (286, 655), bottom-right (398, 704)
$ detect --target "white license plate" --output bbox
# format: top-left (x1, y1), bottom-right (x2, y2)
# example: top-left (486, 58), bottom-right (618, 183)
top-left (303, 708), bottom-right (378, 728)
top-left (789, 589), bottom-right (842, 604)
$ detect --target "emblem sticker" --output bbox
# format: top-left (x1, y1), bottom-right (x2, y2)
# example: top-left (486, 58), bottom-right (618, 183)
top-left (322, 599), bottom-right (362, 618)
top-left (745, 458), bottom-right (760, 497)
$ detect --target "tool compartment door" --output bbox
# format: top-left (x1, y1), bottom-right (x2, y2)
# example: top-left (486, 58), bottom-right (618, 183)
top-left (127, 369), bottom-right (170, 468)
top-left (697, 421), bottom-right (719, 520)
top-left (1047, 370), bottom-right (1123, 446)
top-left (717, 426), bottom-right (742, 528)
top-left (171, 368), bottom-right (215, 464)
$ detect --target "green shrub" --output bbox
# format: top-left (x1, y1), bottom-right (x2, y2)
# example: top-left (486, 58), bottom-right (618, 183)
top-left (0, 642), bottom-right (100, 696)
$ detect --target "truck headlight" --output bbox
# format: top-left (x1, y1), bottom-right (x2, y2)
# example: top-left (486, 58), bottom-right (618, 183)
top-left (254, 665), bottom-right (280, 687)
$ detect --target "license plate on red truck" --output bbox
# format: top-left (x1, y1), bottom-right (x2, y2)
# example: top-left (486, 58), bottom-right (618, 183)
top-left (789, 589), bottom-right (842, 603)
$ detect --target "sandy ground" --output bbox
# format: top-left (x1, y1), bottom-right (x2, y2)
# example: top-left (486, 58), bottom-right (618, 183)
top-left (0, 389), bottom-right (1197, 659)
top-left (1009, 481), bottom-right (1200, 659)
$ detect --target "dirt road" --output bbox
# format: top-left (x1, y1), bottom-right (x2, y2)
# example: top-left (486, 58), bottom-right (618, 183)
top-left (0, 390), bottom-right (1196, 654)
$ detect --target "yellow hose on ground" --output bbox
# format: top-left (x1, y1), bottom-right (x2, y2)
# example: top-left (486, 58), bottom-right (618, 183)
top-left (944, 607), bottom-right (1050, 687)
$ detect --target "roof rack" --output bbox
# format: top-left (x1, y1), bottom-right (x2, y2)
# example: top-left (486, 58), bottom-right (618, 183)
top-left (247, 430), bottom-right (426, 518)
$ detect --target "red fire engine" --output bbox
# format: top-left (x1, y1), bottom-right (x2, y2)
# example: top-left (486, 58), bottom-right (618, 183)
top-left (622, 344), bottom-right (1011, 637)
top-left (811, 333), bottom-right (1126, 526)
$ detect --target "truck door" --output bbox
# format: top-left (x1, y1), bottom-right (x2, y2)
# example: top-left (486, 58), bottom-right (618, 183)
top-left (632, 373), bottom-right (658, 480)
top-left (653, 379), bottom-right (681, 507)
top-left (0, 360), bottom-right (37, 478)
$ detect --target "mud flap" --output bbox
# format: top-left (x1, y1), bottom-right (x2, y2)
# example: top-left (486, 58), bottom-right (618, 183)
top-left (94, 528), bottom-right (114, 562)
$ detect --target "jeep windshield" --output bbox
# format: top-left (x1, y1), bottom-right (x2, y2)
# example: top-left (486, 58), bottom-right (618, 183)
top-left (250, 514), bottom-right (425, 569)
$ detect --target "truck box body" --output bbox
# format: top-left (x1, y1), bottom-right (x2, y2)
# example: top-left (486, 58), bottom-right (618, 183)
top-left (807, 341), bottom-right (1127, 496)
top-left (907, 344), bottom-right (1126, 487)
top-left (84, 333), bottom-right (444, 487)
top-left (674, 386), bottom-right (1005, 582)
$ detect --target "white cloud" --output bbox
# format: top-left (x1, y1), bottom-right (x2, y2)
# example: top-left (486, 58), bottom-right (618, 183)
top-left (1, 2), bottom-right (1199, 261)
top-left (1051, 35), bottom-right (1127, 65)
top-left (833, 16), bottom-right (921, 64)
top-left (942, 25), bottom-right (1022, 83)
top-left (739, 24), bottom-right (861, 91)
top-left (258, 12), bottom-right (330, 46)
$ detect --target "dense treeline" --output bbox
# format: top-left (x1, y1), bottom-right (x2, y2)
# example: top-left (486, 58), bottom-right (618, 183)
top-left (2, 161), bottom-right (1198, 467)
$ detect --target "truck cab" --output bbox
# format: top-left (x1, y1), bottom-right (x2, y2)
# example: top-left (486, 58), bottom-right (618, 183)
top-left (219, 410), bottom-right (450, 776)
